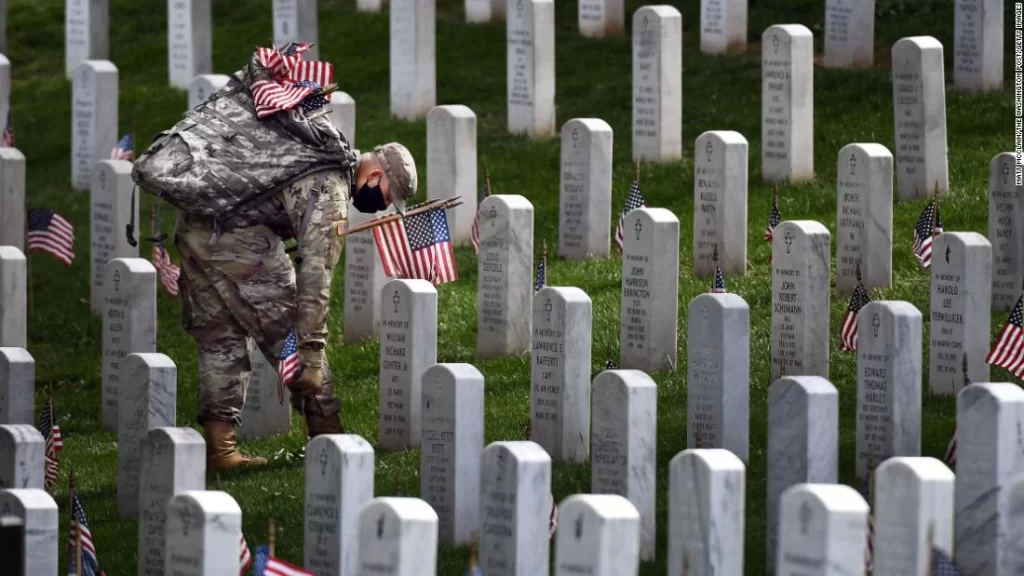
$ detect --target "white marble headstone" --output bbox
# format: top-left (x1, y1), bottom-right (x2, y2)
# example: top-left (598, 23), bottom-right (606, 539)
top-left (0, 246), bottom-right (25, 349)
top-left (102, 258), bottom-right (157, 432)
top-left (531, 286), bottom-right (591, 463)
top-left (873, 457), bottom-right (955, 576)
top-left (65, 0), bottom-right (109, 78)
top-left (891, 36), bottom-right (949, 200)
top-left (390, 0), bottom-right (435, 121)
top-left (304, 434), bottom-right (374, 576)
top-left (357, 0), bottom-right (386, 11)
top-left (344, 206), bottom-right (391, 343)
top-left (0, 488), bottom-right (58, 575)
top-left (693, 130), bottom-right (748, 277)
top-left (766, 376), bottom-right (839, 572)
top-left (559, 118), bottom-right (613, 260)
top-left (955, 382), bottom-right (1024, 574)
top-left (1009, 473), bottom-right (1024, 573)
top-left (578, 0), bottom-right (624, 38)
top-left (0, 425), bottom-right (43, 490)
top-left (164, 491), bottom-right (243, 576)
top-left (855, 301), bottom-right (922, 483)
top-left (357, 497), bottom-right (438, 576)
top-left (476, 194), bottom-right (534, 359)
top-left (929, 233), bottom-right (991, 395)
top-left (238, 339), bottom-right (291, 441)
top-left (554, 494), bottom-right (640, 575)
top-left (0, 148), bottom-right (25, 250)
top-left (835, 143), bottom-right (893, 295)
top-left (186, 74), bottom-right (228, 110)
top-left (620, 207), bottom-right (679, 373)
top-left (507, 0), bottom-right (555, 138)
top-left (632, 5), bottom-right (683, 163)
top-left (420, 363), bottom-right (483, 545)
top-left (0, 348), bottom-right (32, 426)
top-left (466, 0), bottom-right (492, 23)
top-left (954, 0), bottom-right (1003, 93)
top-left (71, 60), bottom-right (118, 191)
top-left (273, 0), bottom-right (318, 60)
top-left (427, 105), bottom-right (477, 245)
top-left (379, 279), bottom-right (437, 450)
top-left (137, 427), bottom-right (206, 576)
top-left (824, 0), bottom-right (875, 68)
top-left (687, 292), bottom-right (750, 462)
top-left (770, 221), bottom-right (831, 380)
top-left (328, 92), bottom-right (356, 145)
top-left (989, 152), bottom-right (1023, 311)
top-left (668, 449), bottom-right (745, 576)
top-left (168, 0), bottom-right (212, 89)
top-left (590, 369), bottom-right (656, 560)
top-left (90, 160), bottom-right (138, 313)
top-left (479, 441), bottom-right (551, 575)
top-left (761, 24), bottom-right (814, 184)
top-left (118, 353), bottom-right (177, 518)
top-left (700, 0), bottom-right (747, 54)
top-left (0, 54), bottom-right (7, 128)
top-left (775, 483), bottom-right (869, 576)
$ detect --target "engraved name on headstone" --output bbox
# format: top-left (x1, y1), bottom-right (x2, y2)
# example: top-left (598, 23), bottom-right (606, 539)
top-left (168, 0), bottom-right (212, 89)
top-left (700, 0), bottom-right (747, 54)
top-left (953, 0), bottom-right (1003, 93)
top-left (559, 118), bottom-right (613, 260)
top-left (90, 160), bottom-right (138, 313)
top-left (824, 0), bottom-right (875, 68)
top-left (477, 194), bottom-right (534, 359)
top-left (102, 258), bottom-right (157, 432)
top-left (71, 60), bottom-right (118, 190)
top-left (892, 36), bottom-right (949, 200)
top-left (761, 25), bottom-right (814, 183)
top-left (693, 130), bottom-right (748, 277)
top-left (835, 143), bottom-right (893, 295)
top-left (507, 0), bottom-right (555, 138)
top-left (989, 152), bottom-right (1024, 311)
top-left (632, 5), bottom-right (683, 162)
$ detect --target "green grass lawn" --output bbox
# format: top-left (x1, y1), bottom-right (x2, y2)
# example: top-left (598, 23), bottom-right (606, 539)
top-left (6, 0), bottom-right (1017, 573)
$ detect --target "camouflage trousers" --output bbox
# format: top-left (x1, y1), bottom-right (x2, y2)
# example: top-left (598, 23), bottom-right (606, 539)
top-left (174, 212), bottom-right (340, 426)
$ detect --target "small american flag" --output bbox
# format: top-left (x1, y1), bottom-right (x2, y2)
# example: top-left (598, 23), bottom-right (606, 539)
top-left (253, 545), bottom-right (314, 575)
top-left (985, 294), bottom-right (1024, 377)
top-left (239, 534), bottom-right (252, 575)
top-left (110, 133), bottom-right (133, 161)
top-left (764, 193), bottom-right (781, 241)
top-left (1, 109), bottom-right (12, 148)
top-left (28, 208), bottom-right (75, 265)
top-left (281, 42), bottom-right (313, 57)
top-left (930, 545), bottom-right (964, 575)
top-left (296, 81), bottom-right (328, 113)
top-left (606, 358), bottom-right (618, 370)
top-left (946, 355), bottom-right (970, 468)
top-left (840, 281), bottom-right (872, 352)
top-left (614, 176), bottom-right (646, 252)
top-left (373, 207), bottom-right (458, 286)
top-left (913, 200), bottom-right (943, 269)
top-left (470, 175), bottom-right (490, 254)
top-left (39, 400), bottom-right (63, 490)
top-left (278, 330), bottom-right (300, 388)
top-left (152, 244), bottom-right (181, 296)
top-left (534, 253), bottom-right (546, 293)
top-left (68, 491), bottom-right (105, 576)
top-left (712, 263), bottom-right (727, 293)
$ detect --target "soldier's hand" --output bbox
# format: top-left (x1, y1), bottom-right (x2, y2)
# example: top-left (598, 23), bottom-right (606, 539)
top-left (290, 365), bottom-right (323, 397)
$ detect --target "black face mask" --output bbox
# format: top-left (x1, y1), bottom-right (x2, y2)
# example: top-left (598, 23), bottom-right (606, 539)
top-left (352, 182), bottom-right (387, 213)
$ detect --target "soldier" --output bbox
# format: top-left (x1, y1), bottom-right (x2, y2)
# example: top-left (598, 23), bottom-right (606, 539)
top-left (174, 143), bottom-right (417, 473)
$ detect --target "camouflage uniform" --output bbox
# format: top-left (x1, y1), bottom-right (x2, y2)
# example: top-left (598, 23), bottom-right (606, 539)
top-left (175, 168), bottom-right (349, 425)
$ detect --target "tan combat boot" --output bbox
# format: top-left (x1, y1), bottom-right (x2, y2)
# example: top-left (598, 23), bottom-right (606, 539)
top-left (204, 420), bottom-right (268, 473)
top-left (304, 410), bottom-right (343, 438)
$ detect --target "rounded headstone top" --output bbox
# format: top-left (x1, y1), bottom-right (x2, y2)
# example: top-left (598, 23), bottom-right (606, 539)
top-left (330, 91), bottom-right (355, 105)
top-left (480, 193), bottom-right (534, 212)
top-left (934, 231), bottom-right (991, 249)
top-left (558, 493), bottom-right (640, 521)
top-left (106, 257), bottom-right (157, 275)
top-left (626, 206), bottom-right (679, 226)
top-left (308, 433), bottom-right (374, 455)
top-left (696, 130), bottom-right (748, 147)
top-left (769, 375), bottom-right (838, 396)
top-left (593, 369), bottom-right (656, 390)
top-left (0, 54), bottom-right (9, 66)
top-left (383, 277), bottom-right (437, 296)
top-left (423, 362), bottom-right (484, 382)
top-left (782, 483), bottom-right (869, 513)
top-left (672, 448), bottom-right (746, 472)
top-left (75, 59), bottom-right (118, 75)
top-left (534, 286), bottom-right (591, 305)
top-left (0, 424), bottom-right (43, 445)
top-left (959, 382), bottom-right (1024, 403)
top-left (0, 246), bottom-right (25, 261)
top-left (633, 5), bottom-right (682, 19)
top-left (145, 426), bottom-right (205, 446)
top-left (860, 300), bottom-right (921, 319)
top-left (893, 36), bottom-right (943, 51)
top-left (0, 147), bottom-right (25, 161)
top-left (773, 220), bottom-right (830, 238)
top-left (92, 159), bottom-right (134, 176)
top-left (427, 104), bottom-right (476, 120)
top-left (688, 291), bottom-right (749, 311)
top-left (561, 118), bottom-right (612, 134)
top-left (839, 142), bottom-right (892, 159)
top-left (189, 73), bottom-right (230, 85)
top-left (362, 496), bottom-right (439, 522)
top-left (170, 490), bottom-right (242, 516)
top-left (0, 488), bottom-right (58, 512)
top-left (762, 24), bottom-right (813, 39)
top-left (484, 440), bottom-right (551, 463)
top-left (124, 352), bottom-right (177, 370)
top-left (0, 347), bottom-right (33, 364)
top-left (876, 456), bottom-right (954, 482)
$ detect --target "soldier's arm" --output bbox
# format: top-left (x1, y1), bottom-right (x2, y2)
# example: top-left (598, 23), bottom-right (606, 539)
top-left (290, 170), bottom-right (349, 367)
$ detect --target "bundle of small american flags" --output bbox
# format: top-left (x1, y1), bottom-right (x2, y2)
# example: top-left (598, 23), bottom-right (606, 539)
top-left (373, 206), bottom-right (458, 286)
top-left (250, 42), bottom-right (334, 118)
top-left (253, 545), bottom-right (314, 575)
top-left (39, 399), bottom-right (63, 490)
top-left (470, 168), bottom-right (490, 254)
top-left (614, 173), bottom-right (646, 252)
top-left (27, 208), bottom-right (75, 265)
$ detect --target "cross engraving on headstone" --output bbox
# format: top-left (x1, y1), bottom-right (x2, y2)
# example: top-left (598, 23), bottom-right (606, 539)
top-left (773, 34), bottom-right (780, 54)
top-left (544, 299), bottom-right (552, 323)
top-left (99, 169), bottom-right (107, 189)
top-left (488, 205), bottom-right (497, 227)
top-left (784, 231), bottom-right (793, 254)
top-left (393, 291), bottom-right (401, 314)
top-left (945, 245), bottom-right (951, 264)
top-left (574, 514), bottom-right (583, 540)
top-left (798, 501), bottom-right (811, 535)
top-left (180, 506), bottom-right (193, 537)
top-left (700, 306), bottom-right (709, 331)
top-left (635, 219), bottom-right (643, 240)
top-left (1003, 162), bottom-right (1010, 184)
top-left (516, 0), bottom-right (523, 16)
top-left (643, 14), bottom-right (648, 29)
top-left (572, 128), bottom-right (579, 149)
top-left (113, 269), bottom-right (120, 292)
top-left (705, 140), bottom-right (713, 163)
top-left (850, 153), bottom-right (857, 175)
top-left (376, 514), bottom-right (385, 539)
top-left (871, 313), bottom-right (880, 337)
top-left (319, 447), bottom-right (328, 475)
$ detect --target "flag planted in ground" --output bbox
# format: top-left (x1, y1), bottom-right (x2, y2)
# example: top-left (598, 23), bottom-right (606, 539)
top-left (253, 544), bottom-right (314, 575)
top-left (614, 175), bottom-right (646, 252)
top-left (535, 253), bottom-right (546, 293)
top-left (985, 294), bottom-right (1024, 378)
top-left (470, 174), bottom-right (490, 254)
top-left (840, 281), bottom-right (872, 352)
top-left (239, 535), bottom-right (252, 575)
top-left (68, 491), bottom-right (105, 576)
top-left (28, 208), bottom-right (75, 265)
top-left (374, 206), bottom-right (458, 286)
top-left (39, 400), bottom-right (63, 490)
top-left (765, 193), bottom-right (781, 241)
top-left (913, 200), bottom-right (943, 269)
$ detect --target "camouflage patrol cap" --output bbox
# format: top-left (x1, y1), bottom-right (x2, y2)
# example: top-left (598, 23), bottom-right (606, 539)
top-left (373, 142), bottom-right (417, 214)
